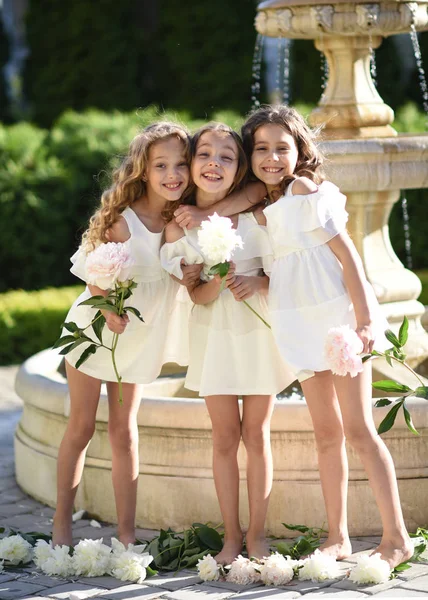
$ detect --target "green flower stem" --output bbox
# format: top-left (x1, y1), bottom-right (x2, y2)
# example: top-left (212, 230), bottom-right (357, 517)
top-left (375, 351), bottom-right (425, 387)
top-left (243, 300), bottom-right (271, 329)
top-left (82, 311), bottom-right (104, 332)
top-left (111, 285), bottom-right (126, 404)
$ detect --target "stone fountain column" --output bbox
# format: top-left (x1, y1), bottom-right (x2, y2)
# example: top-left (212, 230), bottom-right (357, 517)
top-left (256, 0), bottom-right (428, 371)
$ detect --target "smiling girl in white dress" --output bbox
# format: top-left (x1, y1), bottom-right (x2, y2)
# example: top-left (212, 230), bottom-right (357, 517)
top-left (53, 122), bottom-right (201, 548)
top-left (161, 123), bottom-right (295, 564)
top-left (173, 107), bottom-right (412, 569)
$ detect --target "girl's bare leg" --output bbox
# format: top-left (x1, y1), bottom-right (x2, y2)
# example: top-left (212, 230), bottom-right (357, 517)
top-left (205, 395), bottom-right (243, 564)
top-left (302, 371), bottom-right (352, 560)
top-left (52, 363), bottom-right (101, 546)
top-left (333, 363), bottom-right (413, 568)
top-left (241, 394), bottom-right (275, 559)
top-left (107, 381), bottom-right (142, 547)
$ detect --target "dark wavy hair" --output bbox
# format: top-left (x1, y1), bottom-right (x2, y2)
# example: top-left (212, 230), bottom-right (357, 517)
top-left (241, 105), bottom-right (325, 194)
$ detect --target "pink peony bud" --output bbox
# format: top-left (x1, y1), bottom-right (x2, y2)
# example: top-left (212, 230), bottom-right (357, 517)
top-left (325, 325), bottom-right (364, 377)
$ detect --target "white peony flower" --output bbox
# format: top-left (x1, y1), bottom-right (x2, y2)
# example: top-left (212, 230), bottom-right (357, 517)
top-left (259, 553), bottom-right (295, 586)
top-left (85, 240), bottom-right (134, 289)
top-left (324, 325), bottom-right (364, 377)
top-left (38, 544), bottom-right (74, 578)
top-left (111, 537), bottom-right (147, 556)
top-left (0, 534), bottom-right (33, 565)
top-left (349, 553), bottom-right (391, 584)
top-left (33, 539), bottom-right (54, 569)
top-left (110, 549), bottom-right (153, 583)
top-left (197, 554), bottom-right (220, 581)
top-left (197, 213), bottom-right (243, 265)
top-left (298, 549), bottom-right (341, 582)
top-left (226, 555), bottom-right (261, 585)
top-left (72, 538), bottom-right (111, 577)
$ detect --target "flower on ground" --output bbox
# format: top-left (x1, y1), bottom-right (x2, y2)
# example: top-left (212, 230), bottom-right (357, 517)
top-left (37, 543), bottom-right (73, 578)
top-left (197, 554), bottom-right (220, 581)
top-left (85, 240), bottom-right (134, 289)
top-left (298, 549), bottom-right (341, 582)
top-left (33, 539), bottom-right (53, 569)
top-left (324, 325), bottom-right (364, 377)
top-left (349, 553), bottom-right (391, 584)
top-left (109, 549), bottom-right (153, 583)
top-left (0, 534), bottom-right (33, 565)
top-left (72, 538), bottom-right (112, 577)
top-left (259, 553), bottom-right (295, 586)
top-left (111, 537), bottom-right (147, 555)
top-left (197, 213), bottom-right (243, 265)
top-left (226, 555), bottom-right (261, 585)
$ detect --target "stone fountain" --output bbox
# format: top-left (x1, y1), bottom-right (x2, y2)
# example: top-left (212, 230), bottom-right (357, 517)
top-left (14, 0), bottom-right (428, 537)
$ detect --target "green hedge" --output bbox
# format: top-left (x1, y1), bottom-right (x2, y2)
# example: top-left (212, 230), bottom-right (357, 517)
top-left (0, 286), bottom-right (83, 365)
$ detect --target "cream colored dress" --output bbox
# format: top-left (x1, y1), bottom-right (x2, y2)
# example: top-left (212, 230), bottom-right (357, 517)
top-left (161, 212), bottom-right (295, 396)
top-left (64, 207), bottom-right (187, 383)
top-left (264, 180), bottom-right (388, 378)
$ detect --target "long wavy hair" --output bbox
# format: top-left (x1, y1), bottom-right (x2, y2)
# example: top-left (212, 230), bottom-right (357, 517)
top-left (241, 105), bottom-right (324, 194)
top-left (82, 122), bottom-right (191, 251)
top-left (184, 122), bottom-right (248, 205)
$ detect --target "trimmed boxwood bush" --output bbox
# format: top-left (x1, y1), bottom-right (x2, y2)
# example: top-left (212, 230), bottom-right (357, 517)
top-left (0, 286), bottom-right (83, 365)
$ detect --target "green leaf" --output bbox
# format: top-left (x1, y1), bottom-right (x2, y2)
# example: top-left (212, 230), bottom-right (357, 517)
top-left (374, 399), bottom-right (393, 407)
top-left (62, 321), bottom-right (79, 333)
top-left (384, 351), bottom-right (393, 368)
top-left (403, 403), bottom-right (419, 436)
top-left (372, 380), bottom-right (411, 393)
top-left (295, 537), bottom-right (317, 556)
top-left (146, 566), bottom-right (158, 577)
top-left (414, 386), bottom-right (428, 399)
top-left (124, 306), bottom-right (144, 322)
top-left (93, 303), bottom-right (119, 314)
top-left (181, 549), bottom-right (210, 568)
top-left (398, 316), bottom-right (409, 347)
top-left (385, 329), bottom-right (401, 349)
top-left (52, 335), bottom-right (76, 349)
top-left (92, 311), bottom-right (106, 343)
top-left (282, 523), bottom-right (310, 533)
top-left (59, 337), bottom-right (90, 355)
top-left (275, 542), bottom-right (293, 557)
top-left (208, 262), bottom-right (230, 278)
top-left (411, 543), bottom-right (427, 562)
top-left (378, 400), bottom-right (404, 435)
top-left (362, 355), bottom-right (372, 363)
top-left (59, 343), bottom-right (77, 355)
top-left (195, 526), bottom-right (223, 551)
top-left (78, 295), bottom-right (106, 306)
top-left (75, 344), bottom-right (98, 369)
top-left (393, 562), bottom-right (412, 572)
top-left (182, 547), bottom-right (201, 558)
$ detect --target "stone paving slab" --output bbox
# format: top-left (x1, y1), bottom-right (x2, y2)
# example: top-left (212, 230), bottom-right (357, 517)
top-left (35, 581), bottom-right (106, 598)
top-left (0, 579), bottom-right (46, 599)
top-left (143, 572), bottom-right (202, 591)
top-left (303, 591), bottom-right (368, 598)
top-left (227, 587), bottom-right (301, 599)
top-left (206, 580), bottom-right (264, 593)
top-left (373, 588), bottom-right (428, 597)
top-left (161, 584), bottom-right (236, 600)
top-left (397, 562), bottom-right (428, 581)
top-left (397, 575), bottom-right (428, 593)
top-left (97, 584), bottom-right (167, 599)
top-left (77, 575), bottom-right (131, 589)
top-left (330, 575), bottom-right (400, 596)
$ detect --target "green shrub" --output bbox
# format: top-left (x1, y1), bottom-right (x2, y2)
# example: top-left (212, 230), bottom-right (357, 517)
top-left (0, 286), bottom-right (83, 365)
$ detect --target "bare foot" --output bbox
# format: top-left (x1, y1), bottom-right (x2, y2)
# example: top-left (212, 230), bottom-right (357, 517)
top-left (119, 534), bottom-right (136, 548)
top-left (215, 537), bottom-right (244, 565)
top-left (52, 519), bottom-right (72, 547)
top-left (304, 537), bottom-right (352, 561)
top-left (371, 537), bottom-right (414, 569)
top-left (246, 536), bottom-right (271, 560)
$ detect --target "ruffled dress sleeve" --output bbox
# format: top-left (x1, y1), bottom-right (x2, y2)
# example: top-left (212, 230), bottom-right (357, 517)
top-left (160, 237), bottom-right (204, 280)
top-left (69, 246), bottom-right (89, 283)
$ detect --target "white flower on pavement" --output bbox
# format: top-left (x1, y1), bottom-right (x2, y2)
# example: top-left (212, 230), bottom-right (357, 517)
top-left (38, 543), bottom-right (73, 578)
top-left (72, 538), bottom-right (112, 577)
top-left (298, 549), bottom-right (341, 582)
top-left (198, 213), bottom-right (243, 265)
top-left (259, 553), bottom-right (295, 586)
top-left (0, 534), bottom-right (33, 565)
top-left (110, 549), bottom-right (153, 583)
top-left (111, 537), bottom-right (147, 555)
top-left (349, 553), bottom-right (391, 584)
top-left (33, 539), bottom-right (53, 569)
top-left (226, 555), bottom-right (261, 585)
top-left (197, 554), bottom-right (220, 581)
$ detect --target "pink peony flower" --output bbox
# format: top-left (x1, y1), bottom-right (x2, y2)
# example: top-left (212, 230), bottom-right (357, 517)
top-left (325, 325), bottom-right (364, 377)
top-left (85, 241), bottom-right (133, 290)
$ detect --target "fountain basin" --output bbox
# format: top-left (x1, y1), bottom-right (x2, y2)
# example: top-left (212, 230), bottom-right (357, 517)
top-left (14, 348), bottom-right (428, 536)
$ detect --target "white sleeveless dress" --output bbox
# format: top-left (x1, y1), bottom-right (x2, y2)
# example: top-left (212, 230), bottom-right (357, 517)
top-left (263, 180), bottom-right (388, 378)
top-left (161, 212), bottom-right (295, 396)
top-left (64, 207), bottom-right (187, 383)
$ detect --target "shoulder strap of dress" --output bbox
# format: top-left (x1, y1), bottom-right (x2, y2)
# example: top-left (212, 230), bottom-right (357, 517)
top-left (120, 207), bottom-right (136, 236)
top-left (286, 179), bottom-right (297, 196)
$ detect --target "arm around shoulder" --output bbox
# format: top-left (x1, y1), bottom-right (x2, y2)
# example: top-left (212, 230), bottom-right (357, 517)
top-left (105, 216), bottom-right (131, 243)
top-left (292, 177), bottom-right (319, 195)
top-left (165, 220), bottom-right (185, 243)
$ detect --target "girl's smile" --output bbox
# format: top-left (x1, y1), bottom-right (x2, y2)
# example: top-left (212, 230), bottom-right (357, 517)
top-left (145, 136), bottom-right (189, 202)
top-left (251, 124), bottom-right (299, 191)
top-left (192, 130), bottom-right (238, 195)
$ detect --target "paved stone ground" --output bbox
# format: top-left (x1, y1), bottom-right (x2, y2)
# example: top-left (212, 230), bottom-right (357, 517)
top-left (1, 367), bottom-right (428, 599)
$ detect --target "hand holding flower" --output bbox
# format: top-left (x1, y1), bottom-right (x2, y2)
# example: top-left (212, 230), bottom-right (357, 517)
top-left (229, 274), bottom-right (268, 301)
top-left (355, 322), bottom-right (375, 354)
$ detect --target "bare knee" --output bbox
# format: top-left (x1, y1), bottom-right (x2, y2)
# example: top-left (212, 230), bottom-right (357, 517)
top-left (212, 426), bottom-right (241, 456)
top-left (241, 423), bottom-right (270, 453)
top-left (66, 419), bottom-right (95, 449)
top-left (108, 420), bottom-right (138, 453)
top-left (314, 427), bottom-right (345, 454)
top-left (344, 425), bottom-right (379, 453)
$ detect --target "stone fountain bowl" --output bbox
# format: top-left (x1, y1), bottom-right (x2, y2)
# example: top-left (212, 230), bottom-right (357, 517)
top-left (14, 348), bottom-right (428, 536)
